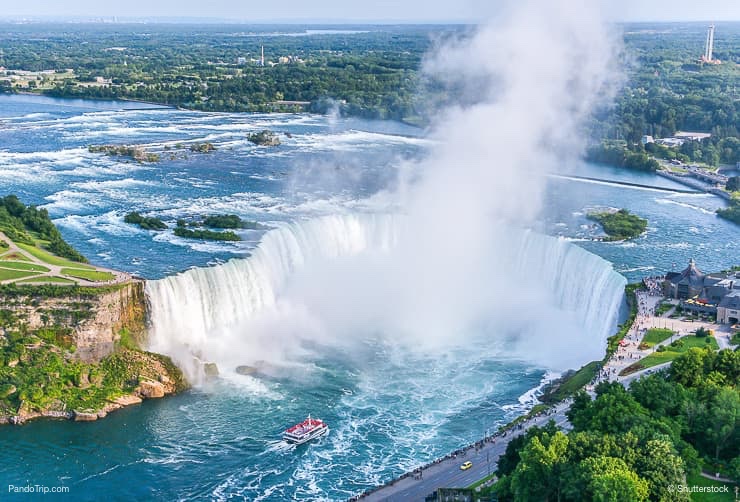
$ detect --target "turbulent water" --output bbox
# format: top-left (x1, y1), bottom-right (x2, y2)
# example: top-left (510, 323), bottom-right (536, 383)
top-left (146, 214), bottom-right (627, 381)
top-left (0, 95), bottom-right (737, 500)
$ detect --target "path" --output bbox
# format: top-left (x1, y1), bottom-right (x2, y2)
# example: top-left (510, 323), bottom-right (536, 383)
top-left (0, 230), bottom-right (131, 287)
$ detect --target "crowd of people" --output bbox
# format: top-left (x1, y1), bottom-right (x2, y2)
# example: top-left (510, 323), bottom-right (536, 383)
top-left (642, 275), bottom-right (665, 296)
top-left (350, 400), bottom-right (573, 501)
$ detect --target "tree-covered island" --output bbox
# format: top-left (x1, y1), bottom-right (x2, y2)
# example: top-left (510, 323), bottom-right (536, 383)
top-left (588, 209), bottom-right (648, 241)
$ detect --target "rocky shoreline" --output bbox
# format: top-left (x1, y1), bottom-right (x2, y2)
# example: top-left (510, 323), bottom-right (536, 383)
top-left (0, 350), bottom-right (185, 425)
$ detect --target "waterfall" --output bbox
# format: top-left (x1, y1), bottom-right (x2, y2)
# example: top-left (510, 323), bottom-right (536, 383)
top-left (145, 213), bottom-right (626, 381)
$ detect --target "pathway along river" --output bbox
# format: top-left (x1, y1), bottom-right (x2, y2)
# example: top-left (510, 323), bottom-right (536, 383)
top-left (0, 95), bottom-right (736, 500)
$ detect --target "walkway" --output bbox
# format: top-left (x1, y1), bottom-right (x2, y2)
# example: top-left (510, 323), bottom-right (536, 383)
top-left (0, 230), bottom-right (131, 287)
top-left (358, 400), bottom-right (573, 502)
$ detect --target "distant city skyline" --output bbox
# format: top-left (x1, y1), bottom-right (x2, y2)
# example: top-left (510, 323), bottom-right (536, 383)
top-left (2, 0), bottom-right (739, 23)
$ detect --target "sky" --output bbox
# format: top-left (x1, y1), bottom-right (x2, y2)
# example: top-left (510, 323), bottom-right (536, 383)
top-left (1, 0), bottom-right (739, 23)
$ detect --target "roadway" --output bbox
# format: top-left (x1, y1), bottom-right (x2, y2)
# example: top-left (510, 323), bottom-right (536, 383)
top-left (361, 401), bottom-right (572, 502)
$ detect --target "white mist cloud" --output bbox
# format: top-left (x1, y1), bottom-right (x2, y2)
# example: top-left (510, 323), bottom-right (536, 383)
top-left (148, 0), bottom-right (626, 380)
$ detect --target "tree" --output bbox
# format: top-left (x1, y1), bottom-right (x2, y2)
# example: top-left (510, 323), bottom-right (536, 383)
top-left (510, 431), bottom-right (570, 502)
top-left (580, 456), bottom-right (649, 502)
top-left (635, 438), bottom-right (689, 501)
top-left (703, 387), bottom-right (740, 460)
top-left (726, 176), bottom-right (739, 192)
top-left (670, 348), bottom-right (709, 388)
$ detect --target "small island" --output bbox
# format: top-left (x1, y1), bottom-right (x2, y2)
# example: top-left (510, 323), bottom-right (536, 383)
top-left (189, 142), bottom-right (216, 153)
top-left (173, 225), bottom-right (241, 241)
top-left (588, 208), bottom-right (647, 241)
top-left (124, 211), bottom-right (168, 231)
top-left (201, 214), bottom-right (267, 230)
top-left (88, 144), bottom-right (160, 163)
top-left (122, 211), bottom-right (267, 242)
top-left (247, 130), bottom-right (281, 146)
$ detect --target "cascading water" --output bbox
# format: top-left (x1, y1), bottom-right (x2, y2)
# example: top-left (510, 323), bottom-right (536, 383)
top-left (146, 213), bottom-right (626, 382)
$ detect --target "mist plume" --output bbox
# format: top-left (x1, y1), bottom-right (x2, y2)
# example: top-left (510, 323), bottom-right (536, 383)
top-left (146, 0), bottom-right (625, 381)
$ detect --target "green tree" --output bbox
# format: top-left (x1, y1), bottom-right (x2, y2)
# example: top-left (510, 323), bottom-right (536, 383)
top-left (510, 431), bottom-right (570, 502)
top-left (580, 456), bottom-right (649, 502)
top-left (670, 348), bottom-right (709, 388)
top-left (635, 438), bottom-right (689, 501)
top-left (726, 176), bottom-right (739, 192)
top-left (703, 387), bottom-right (740, 460)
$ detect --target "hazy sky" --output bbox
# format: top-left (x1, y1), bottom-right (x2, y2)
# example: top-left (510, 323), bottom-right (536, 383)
top-left (2, 0), bottom-right (739, 22)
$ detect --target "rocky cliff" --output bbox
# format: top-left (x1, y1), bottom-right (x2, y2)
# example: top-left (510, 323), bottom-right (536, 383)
top-left (0, 282), bottom-right (187, 424)
top-left (0, 281), bottom-right (146, 362)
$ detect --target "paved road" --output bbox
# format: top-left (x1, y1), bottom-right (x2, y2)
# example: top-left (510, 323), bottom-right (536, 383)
top-left (360, 401), bottom-right (572, 502)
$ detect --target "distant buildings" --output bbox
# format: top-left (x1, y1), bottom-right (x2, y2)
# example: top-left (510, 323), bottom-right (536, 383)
top-left (655, 131), bottom-right (711, 148)
top-left (663, 259), bottom-right (740, 323)
top-left (641, 135), bottom-right (654, 145)
top-left (718, 291), bottom-right (740, 324)
top-left (674, 131), bottom-right (712, 142)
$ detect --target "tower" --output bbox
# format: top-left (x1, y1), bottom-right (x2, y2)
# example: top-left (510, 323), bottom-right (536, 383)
top-left (704, 24), bottom-right (715, 62)
top-left (261, 45), bottom-right (265, 67)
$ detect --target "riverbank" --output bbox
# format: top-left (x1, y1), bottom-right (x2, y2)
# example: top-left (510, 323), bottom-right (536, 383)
top-left (355, 283), bottom-right (639, 500)
top-left (357, 276), bottom-right (739, 500)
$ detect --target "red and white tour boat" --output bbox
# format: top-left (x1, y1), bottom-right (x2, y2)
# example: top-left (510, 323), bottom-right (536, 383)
top-left (282, 415), bottom-right (329, 445)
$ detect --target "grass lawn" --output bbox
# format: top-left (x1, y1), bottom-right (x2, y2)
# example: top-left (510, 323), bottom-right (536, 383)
top-left (0, 261), bottom-right (50, 273)
top-left (0, 251), bottom-right (32, 262)
top-left (642, 328), bottom-right (675, 347)
top-left (17, 243), bottom-right (94, 269)
top-left (541, 360), bottom-right (601, 403)
top-left (0, 268), bottom-right (40, 281)
top-left (621, 336), bottom-right (720, 375)
top-left (685, 472), bottom-right (736, 502)
top-left (60, 268), bottom-right (115, 282)
top-left (18, 276), bottom-right (77, 284)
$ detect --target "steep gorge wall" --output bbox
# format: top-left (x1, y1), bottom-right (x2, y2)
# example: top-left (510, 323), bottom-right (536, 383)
top-left (0, 281), bottom-right (147, 361)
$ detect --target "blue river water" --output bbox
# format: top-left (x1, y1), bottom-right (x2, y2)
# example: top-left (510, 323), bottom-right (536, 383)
top-left (0, 95), bottom-right (736, 501)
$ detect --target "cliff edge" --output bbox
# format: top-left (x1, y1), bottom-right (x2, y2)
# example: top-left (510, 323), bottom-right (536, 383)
top-left (0, 282), bottom-right (187, 424)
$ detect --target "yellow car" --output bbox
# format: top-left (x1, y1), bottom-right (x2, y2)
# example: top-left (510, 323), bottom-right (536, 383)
top-left (460, 461), bottom-right (473, 471)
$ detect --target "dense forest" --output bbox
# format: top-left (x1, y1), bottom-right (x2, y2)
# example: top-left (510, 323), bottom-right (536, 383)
top-left (0, 195), bottom-right (87, 262)
top-left (494, 347), bottom-right (739, 501)
top-left (0, 22), bottom-right (737, 144)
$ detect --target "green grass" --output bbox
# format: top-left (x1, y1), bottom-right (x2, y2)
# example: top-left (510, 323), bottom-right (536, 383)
top-left (0, 261), bottom-right (50, 273)
top-left (0, 251), bottom-right (32, 262)
top-left (621, 336), bottom-right (720, 375)
top-left (60, 268), bottom-right (115, 282)
top-left (685, 472), bottom-right (736, 502)
top-left (17, 243), bottom-right (94, 269)
top-left (642, 328), bottom-right (675, 347)
top-left (467, 472), bottom-right (497, 491)
top-left (540, 360), bottom-right (601, 404)
top-left (0, 268), bottom-right (39, 281)
top-left (18, 276), bottom-right (77, 285)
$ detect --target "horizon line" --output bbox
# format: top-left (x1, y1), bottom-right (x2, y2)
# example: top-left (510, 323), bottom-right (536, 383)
top-left (1, 16), bottom-right (739, 25)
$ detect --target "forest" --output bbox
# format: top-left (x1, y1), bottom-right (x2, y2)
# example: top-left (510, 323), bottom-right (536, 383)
top-left (494, 347), bottom-right (739, 501)
top-left (0, 22), bottom-right (736, 145)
